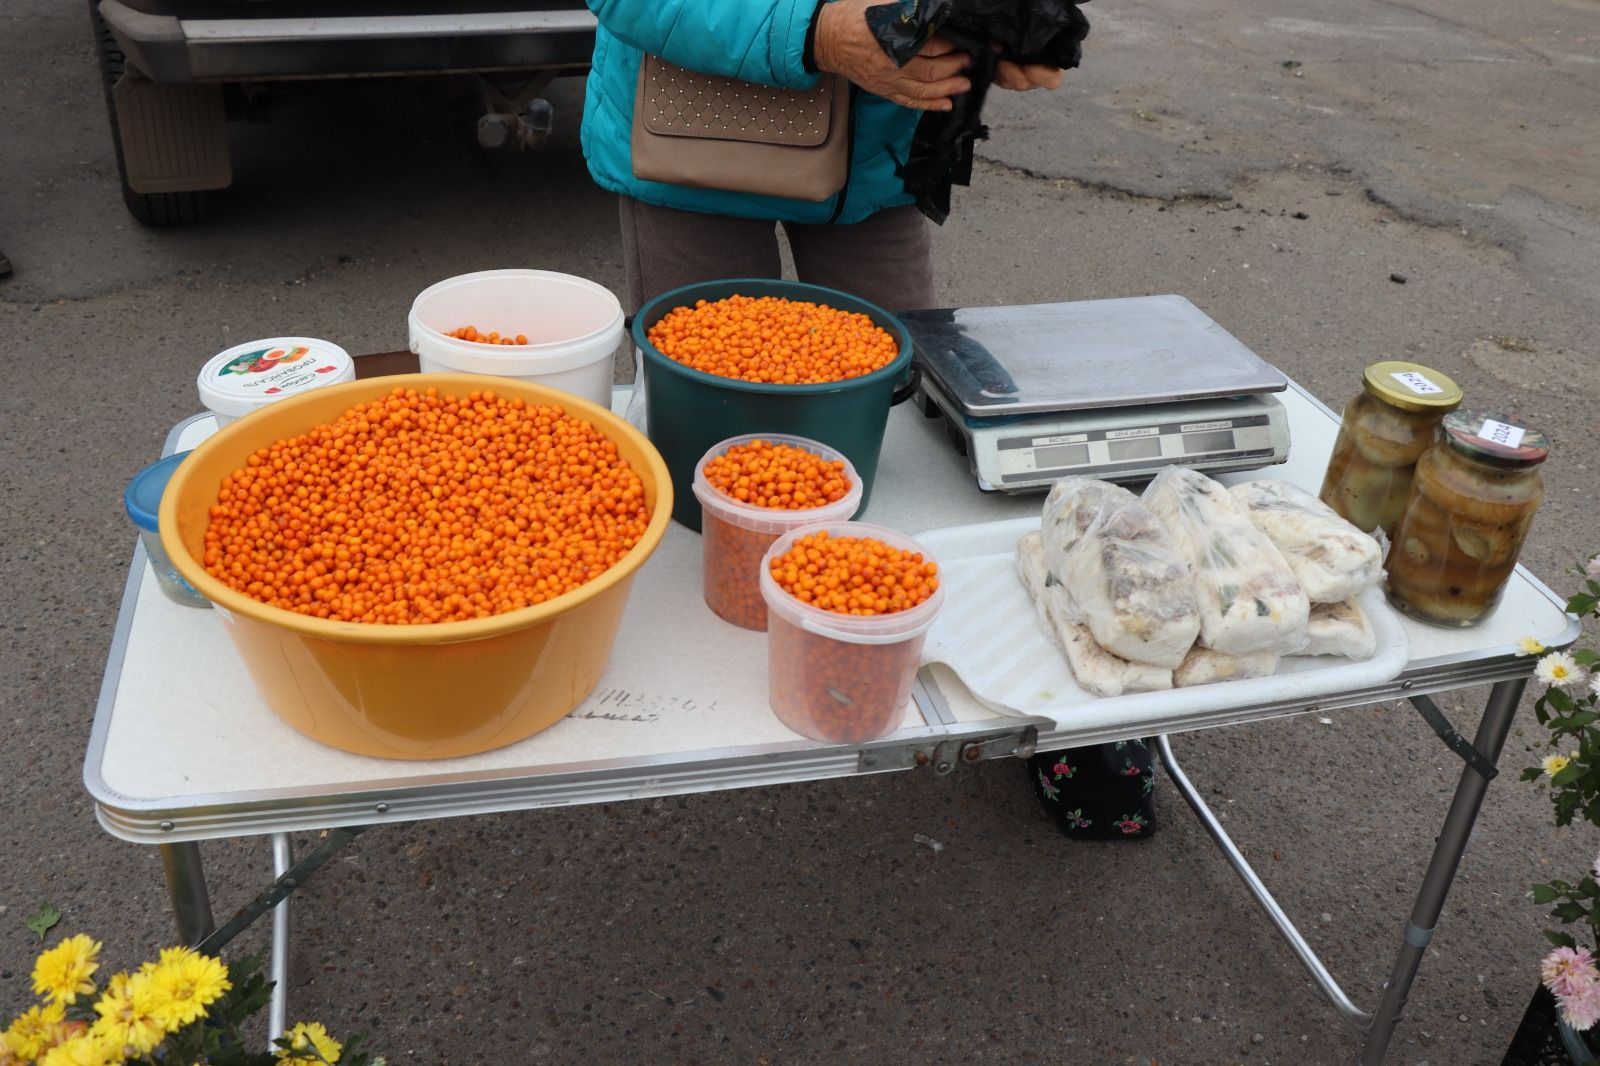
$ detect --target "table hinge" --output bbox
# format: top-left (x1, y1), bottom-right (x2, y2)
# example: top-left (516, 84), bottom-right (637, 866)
top-left (857, 726), bottom-right (1037, 776)
top-left (960, 725), bottom-right (1038, 765)
top-left (1409, 694), bottom-right (1498, 782)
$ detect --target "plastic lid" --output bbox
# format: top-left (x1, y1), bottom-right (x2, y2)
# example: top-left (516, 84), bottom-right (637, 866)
top-left (692, 433), bottom-right (863, 534)
top-left (1441, 409), bottom-right (1550, 467)
top-left (198, 337), bottom-right (354, 418)
top-left (1361, 361), bottom-right (1463, 412)
top-left (125, 451), bottom-right (192, 533)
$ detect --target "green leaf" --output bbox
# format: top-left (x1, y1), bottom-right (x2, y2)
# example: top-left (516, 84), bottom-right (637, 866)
top-left (1522, 767), bottom-right (1546, 782)
top-left (1549, 688), bottom-right (1577, 714)
top-left (25, 903), bottom-right (61, 940)
top-left (1546, 930), bottom-right (1579, 949)
top-left (1533, 883), bottom-right (1561, 904)
top-left (1555, 901), bottom-right (1589, 923)
top-left (1581, 877), bottom-right (1600, 898)
top-left (1574, 649), bottom-right (1600, 667)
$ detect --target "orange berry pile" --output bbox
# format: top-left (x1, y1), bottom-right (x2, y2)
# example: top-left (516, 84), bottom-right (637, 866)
top-left (446, 325), bottom-right (529, 346)
top-left (768, 531), bottom-right (939, 616)
top-left (703, 440), bottom-right (852, 510)
top-left (646, 295), bottom-right (899, 384)
top-left (202, 386), bottom-right (650, 624)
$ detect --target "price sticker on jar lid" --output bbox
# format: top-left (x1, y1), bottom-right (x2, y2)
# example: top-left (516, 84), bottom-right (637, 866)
top-left (1391, 370), bottom-right (1445, 395)
top-left (1441, 409), bottom-right (1549, 467)
top-left (1478, 418), bottom-right (1526, 449)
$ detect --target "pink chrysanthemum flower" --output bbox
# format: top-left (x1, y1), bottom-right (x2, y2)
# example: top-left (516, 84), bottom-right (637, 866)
top-left (1560, 983), bottom-right (1600, 1032)
top-left (1543, 947), bottom-right (1600, 998)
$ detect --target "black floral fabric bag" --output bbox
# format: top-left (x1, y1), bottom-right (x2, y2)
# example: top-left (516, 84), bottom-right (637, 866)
top-left (1028, 739), bottom-right (1157, 840)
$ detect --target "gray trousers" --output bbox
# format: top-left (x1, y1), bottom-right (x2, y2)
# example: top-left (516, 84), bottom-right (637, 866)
top-left (618, 197), bottom-right (935, 316)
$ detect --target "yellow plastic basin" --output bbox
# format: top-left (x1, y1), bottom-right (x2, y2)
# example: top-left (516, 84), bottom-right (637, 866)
top-left (160, 373), bottom-right (673, 760)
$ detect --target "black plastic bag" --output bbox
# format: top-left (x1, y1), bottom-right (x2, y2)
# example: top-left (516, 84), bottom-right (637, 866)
top-left (866, 0), bottom-right (1091, 224)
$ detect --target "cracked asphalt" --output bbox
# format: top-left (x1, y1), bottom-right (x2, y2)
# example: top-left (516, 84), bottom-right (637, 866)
top-left (2, 0), bottom-right (1598, 1062)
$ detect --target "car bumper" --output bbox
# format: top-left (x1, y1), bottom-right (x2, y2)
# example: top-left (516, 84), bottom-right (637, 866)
top-left (99, 1), bottom-right (598, 82)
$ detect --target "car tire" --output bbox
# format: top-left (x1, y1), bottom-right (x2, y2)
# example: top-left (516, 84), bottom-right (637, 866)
top-left (89, 0), bottom-right (216, 226)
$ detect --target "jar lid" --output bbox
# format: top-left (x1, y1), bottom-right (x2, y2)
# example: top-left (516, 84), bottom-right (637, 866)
top-left (1362, 361), bottom-right (1463, 412)
top-left (124, 451), bottom-right (192, 533)
top-left (1441, 410), bottom-right (1550, 467)
top-left (198, 337), bottom-right (354, 419)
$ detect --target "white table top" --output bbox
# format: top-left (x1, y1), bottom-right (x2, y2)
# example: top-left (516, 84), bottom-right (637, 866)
top-left (85, 379), bottom-right (1577, 842)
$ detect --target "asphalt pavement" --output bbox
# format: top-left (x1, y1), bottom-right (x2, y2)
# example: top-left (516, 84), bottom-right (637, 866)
top-left (2, 0), bottom-right (1598, 1062)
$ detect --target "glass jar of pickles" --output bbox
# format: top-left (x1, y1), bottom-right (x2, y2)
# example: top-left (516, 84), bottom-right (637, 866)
top-left (1385, 410), bottom-right (1549, 627)
top-left (1319, 361), bottom-right (1463, 535)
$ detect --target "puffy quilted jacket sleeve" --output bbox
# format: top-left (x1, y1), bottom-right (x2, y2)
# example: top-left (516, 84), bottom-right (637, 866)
top-left (585, 0), bottom-right (822, 89)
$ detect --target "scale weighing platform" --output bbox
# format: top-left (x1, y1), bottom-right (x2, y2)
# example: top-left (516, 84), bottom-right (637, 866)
top-left (902, 295), bottom-right (1292, 492)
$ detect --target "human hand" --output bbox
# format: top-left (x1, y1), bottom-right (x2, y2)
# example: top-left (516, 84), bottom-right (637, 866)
top-left (814, 0), bottom-right (972, 111)
top-left (993, 59), bottom-right (1065, 92)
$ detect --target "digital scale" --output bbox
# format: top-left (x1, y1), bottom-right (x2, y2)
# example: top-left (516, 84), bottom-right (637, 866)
top-left (902, 295), bottom-right (1292, 493)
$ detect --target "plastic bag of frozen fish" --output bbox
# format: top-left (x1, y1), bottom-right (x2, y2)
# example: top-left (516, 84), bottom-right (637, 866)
top-left (1228, 480), bottom-right (1383, 604)
top-left (1141, 467), bottom-right (1310, 656)
top-left (1040, 477), bottom-right (1200, 669)
top-left (1015, 530), bottom-right (1173, 697)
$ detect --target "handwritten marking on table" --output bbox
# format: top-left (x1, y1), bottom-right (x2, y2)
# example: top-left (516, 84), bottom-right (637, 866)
top-left (569, 688), bottom-right (721, 724)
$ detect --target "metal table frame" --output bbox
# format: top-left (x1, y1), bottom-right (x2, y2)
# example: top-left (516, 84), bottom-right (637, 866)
top-left (88, 378), bottom-right (1579, 1064)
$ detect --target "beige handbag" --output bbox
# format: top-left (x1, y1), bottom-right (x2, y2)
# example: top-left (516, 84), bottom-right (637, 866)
top-left (630, 55), bottom-right (850, 203)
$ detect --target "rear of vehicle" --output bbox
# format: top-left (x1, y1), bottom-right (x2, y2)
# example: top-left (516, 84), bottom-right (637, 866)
top-left (90, 0), bottom-right (597, 225)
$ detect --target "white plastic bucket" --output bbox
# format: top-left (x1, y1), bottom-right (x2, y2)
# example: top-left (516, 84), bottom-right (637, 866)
top-left (407, 270), bottom-right (623, 409)
top-left (198, 337), bottom-right (355, 427)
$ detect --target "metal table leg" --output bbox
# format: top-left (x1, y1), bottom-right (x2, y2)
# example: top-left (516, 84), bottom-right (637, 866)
top-left (159, 841), bottom-right (216, 946)
top-left (1159, 676), bottom-right (1527, 1063)
top-left (1157, 734), bottom-right (1373, 1029)
top-left (1359, 677), bottom-right (1527, 1064)
top-left (269, 834), bottom-right (292, 1045)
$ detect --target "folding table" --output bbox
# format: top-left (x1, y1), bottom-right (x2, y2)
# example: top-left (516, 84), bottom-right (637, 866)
top-left (86, 364), bottom-right (1577, 1063)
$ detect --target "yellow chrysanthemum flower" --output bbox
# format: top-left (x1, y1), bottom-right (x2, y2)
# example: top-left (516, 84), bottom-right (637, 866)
top-left (1544, 753), bottom-right (1573, 777)
top-left (91, 973), bottom-right (168, 1057)
top-left (4, 1001), bottom-right (67, 1061)
top-left (1517, 635), bottom-right (1547, 656)
top-left (37, 1032), bottom-right (121, 1066)
top-left (32, 935), bottom-right (103, 1006)
top-left (143, 950), bottom-right (230, 1032)
top-left (276, 1022), bottom-right (342, 1064)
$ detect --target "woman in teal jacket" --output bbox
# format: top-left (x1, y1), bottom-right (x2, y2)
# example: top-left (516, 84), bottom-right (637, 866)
top-left (581, 0), bottom-right (1063, 313)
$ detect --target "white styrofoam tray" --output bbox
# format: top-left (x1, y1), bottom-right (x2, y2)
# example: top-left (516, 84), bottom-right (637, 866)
top-left (917, 517), bottom-right (1410, 731)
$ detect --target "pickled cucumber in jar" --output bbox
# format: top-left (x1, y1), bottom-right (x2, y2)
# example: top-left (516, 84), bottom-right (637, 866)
top-left (1385, 411), bottom-right (1548, 627)
top-left (1319, 361), bottom-right (1462, 535)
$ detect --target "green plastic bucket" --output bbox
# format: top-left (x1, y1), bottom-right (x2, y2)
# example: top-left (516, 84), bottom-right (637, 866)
top-left (633, 279), bottom-right (915, 530)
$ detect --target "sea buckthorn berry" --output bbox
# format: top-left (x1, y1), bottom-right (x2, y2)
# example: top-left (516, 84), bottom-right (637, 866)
top-left (202, 386), bottom-right (651, 624)
top-left (764, 529), bottom-right (939, 744)
top-left (702, 515), bottom-right (776, 630)
top-left (768, 620), bottom-right (923, 744)
top-left (445, 326), bottom-right (530, 346)
top-left (645, 294), bottom-right (899, 385)
top-left (767, 531), bottom-right (938, 617)
top-left (700, 441), bottom-right (856, 630)
top-left (703, 440), bottom-right (851, 511)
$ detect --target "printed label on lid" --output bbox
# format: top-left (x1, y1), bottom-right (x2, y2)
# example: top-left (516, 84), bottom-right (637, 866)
top-left (1391, 370), bottom-right (1445, 396)
top-left (206, 344), bottom-right (347, 401)
top-left (1478, 419), bottom-right (1526, 449)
